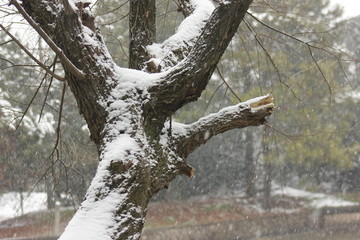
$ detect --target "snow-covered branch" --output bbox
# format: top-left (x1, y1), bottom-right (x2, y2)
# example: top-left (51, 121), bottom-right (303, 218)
top-left (174, 94), bottom-right (274, 158)
top-left (147, 0), bottom-right (253, 125)
top-left (146, 0), bottom-right (215, 72)
top-left (174, 0), bottom-right (195, 17)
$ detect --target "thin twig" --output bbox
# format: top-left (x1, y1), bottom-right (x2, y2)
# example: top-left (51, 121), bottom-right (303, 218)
top-left (0, 39), bottom-right (13, 46)
top-left (49, 82), bottom-right (67, 157)
top-left (10, 0), bottom-right (85, 79)
top-left (15, 73), bottom-right (47, 131)
top-left (96, 0), bottom-right (129, 16)
top-left (248, 11), bottom-right (339, 98)
top-left (39, 56), bottom-right (58, 121)
top-left (238, 34), bottom-right (263, 94)
top-left (244, 20), bottom-right (301, 101)
top-left (204, 82), bottom-right (225, 115)
top-left (264, 123), bottom-right (296, 144)
top-left (306, 45), bottom-right (333, 100)
top-left (0, 24), bottom-right (65, 81)
top-left (216, 67), bottom-right (242, 102)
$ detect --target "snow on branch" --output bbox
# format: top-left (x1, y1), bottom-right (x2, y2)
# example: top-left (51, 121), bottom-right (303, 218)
top-left (147, 0), bottom-right (253, 121)
top-left (146, 0), bottom-right (215, 71)
top-left (174, 94), bottom-right (274, 158)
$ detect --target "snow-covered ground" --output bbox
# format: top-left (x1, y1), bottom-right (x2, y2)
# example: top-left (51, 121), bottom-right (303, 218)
top-left (0, 192), bottom-right (47, 222)
top-left (273, 185), bottom-right (358, 208)
top-left (0, 186), bottom-right (358, 223)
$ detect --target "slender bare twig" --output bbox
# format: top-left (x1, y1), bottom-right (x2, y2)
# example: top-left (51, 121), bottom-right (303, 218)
top-left (264, 123), bottom-right (296, 144)
top-left (0, 24), bottom-right (65, 81)
top-left (10, 0), bottom-right (85, 79)
top-left (244, 19), bottom-right (301, 101)
top-left (14, 73), bottom-right (47, 131)
top-left (0, 39), bottom-right (13, 46)
top-left (204, 81), bottom-right (225, 115)
top-left (39, 56), bottom-right (58, 121)
top-left (96, 0), bottom-right (128, 16)
top-left (49, 82), bottom-right (67, 157)
top-left (237, 34), bottom-right (263, 94)
top-left (216, 67), bottom-right (242, 102)
top-left (306, 45), bottom-right (332, 99)
top-left (247, 11), bottom-right (340, 98)
top-left (100, 13), bottom-right (129, 26)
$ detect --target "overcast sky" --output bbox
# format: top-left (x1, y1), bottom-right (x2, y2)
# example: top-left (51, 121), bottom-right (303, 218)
top-left (331, 0), bottom-right (360, 18)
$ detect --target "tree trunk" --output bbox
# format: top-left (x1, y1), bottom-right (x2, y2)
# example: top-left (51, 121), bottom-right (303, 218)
top-left (261, 130), bottom-right (272, 211)
top-left (245, 129), bottom-right (256, 197)
top-left (14, 0), bottom-right (274, 239)
top-left (262, 160), bottom-right (272, 211)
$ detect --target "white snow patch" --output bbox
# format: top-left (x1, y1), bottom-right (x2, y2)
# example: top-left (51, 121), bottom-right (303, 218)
top-left (103, 134), bottom-right (139, 164)
top-left (23, 112), bottom-right (56, 139)
top-left (273, 186), bottom-right (357, 208)
top-left (82, 26), bottom-right (99, 46)
top-left (147, 0), bottom-right (215, 70)
top-left (59, 191), bottom-right (125, 240)
top-left (109, 66), bottom-right (161, 97)
top-left (59, 133), bottom-right (142, 240)
top-left (68, 0), bottom-right (95, 11)
top-left (0, 88), bottom-right (55, 138)
top-left (0, 192), bottom-right (47, 222)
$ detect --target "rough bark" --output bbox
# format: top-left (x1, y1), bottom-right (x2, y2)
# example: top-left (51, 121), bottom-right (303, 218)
top-left (129, 0), bottom-right (156, 70)
top-left (11, 0), bottom-right (275, 239)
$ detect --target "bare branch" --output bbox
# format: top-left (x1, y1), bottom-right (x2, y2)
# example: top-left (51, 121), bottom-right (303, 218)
top-left (50, 82), bottom-right (67, 157)
top-left (244, 19), bottom-right (301, 101)
top-left (307, 45), bottom-right (332, 99)
top-left (0, 24), bottom-right (65, 81)
top-left (0, 39), bottom-right (14, 46)
top-left (247, 12), bottom-right (339, 98)
top-left (39, 56), bottom-right (58, 121)
top-left (10, 0), bottom-right (85, 80)
top-left (14, 72), bottom-right (48, 131)
top-left (216, 67), bottom-right (242, 102)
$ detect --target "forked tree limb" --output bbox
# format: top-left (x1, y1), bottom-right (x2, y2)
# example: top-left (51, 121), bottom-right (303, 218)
top-left (145, 0), bottom-right (214, 72)
top-left (147, 0), bottom-right (253, 125)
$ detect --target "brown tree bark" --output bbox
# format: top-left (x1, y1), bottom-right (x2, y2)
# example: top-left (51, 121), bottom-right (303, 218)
top-left (10, 0), bottom-right (273, 239)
